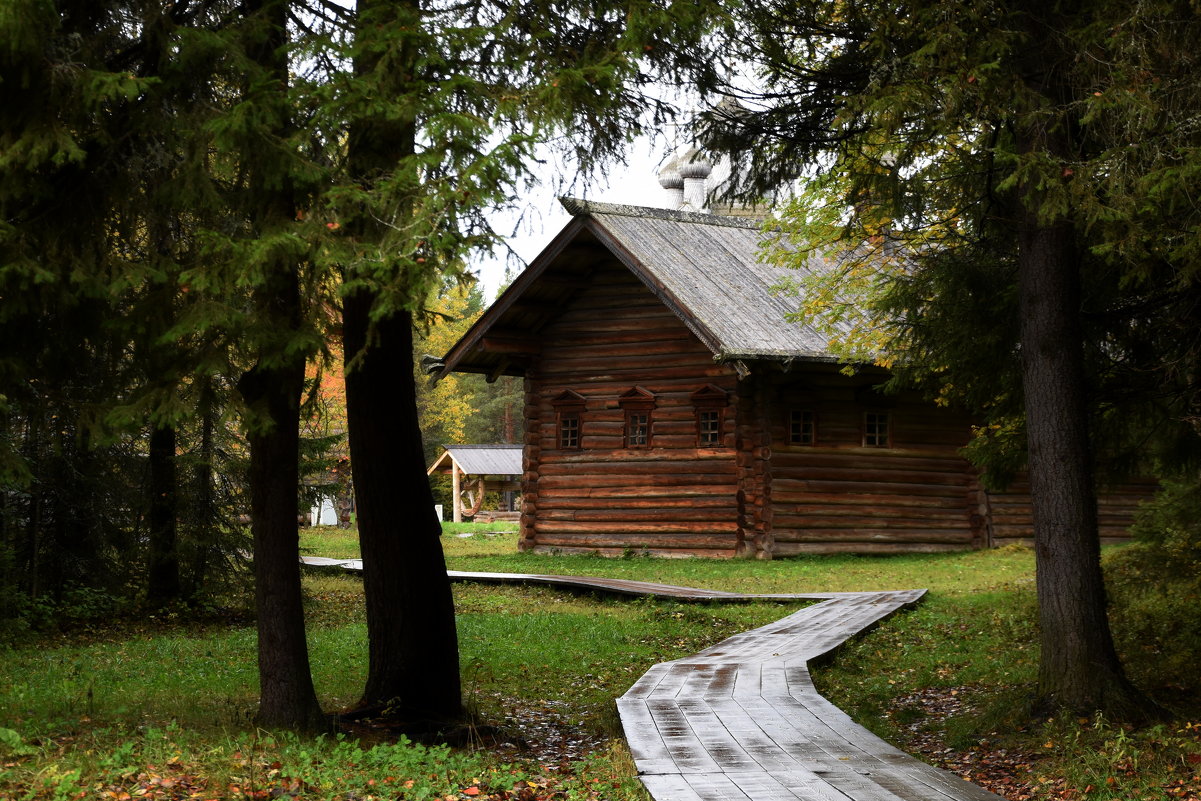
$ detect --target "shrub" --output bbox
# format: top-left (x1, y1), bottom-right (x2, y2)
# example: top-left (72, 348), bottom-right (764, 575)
top-left (1104, 478), bottom-right (1201, 701)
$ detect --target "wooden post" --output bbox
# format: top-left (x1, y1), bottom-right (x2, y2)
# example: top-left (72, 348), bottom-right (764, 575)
top-left (452, 459), bottom-right (462, 523)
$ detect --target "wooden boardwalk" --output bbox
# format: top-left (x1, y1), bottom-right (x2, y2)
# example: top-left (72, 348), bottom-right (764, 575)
top-left (300, 556), bottom-right (829, 602)
top-left (619, 590), bottom-right (1005, 801)
top-left (301, 557), bottom-right (1002, 800)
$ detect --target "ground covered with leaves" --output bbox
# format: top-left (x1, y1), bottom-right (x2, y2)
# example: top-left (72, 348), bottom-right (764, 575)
top-left (3, 532), bottom-right (1199, 801)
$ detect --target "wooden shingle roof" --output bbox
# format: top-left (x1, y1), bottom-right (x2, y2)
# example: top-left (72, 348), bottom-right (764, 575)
top-left (426, 444), bottom-right (523, 478)
top-left (434, 198), bottom-right (842, 381)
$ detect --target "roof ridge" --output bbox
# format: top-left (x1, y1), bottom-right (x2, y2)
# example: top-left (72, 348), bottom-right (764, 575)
top-left (444, 443), bottom-right (524, 449)
top-left (558, 197), bottom-right (762, 230)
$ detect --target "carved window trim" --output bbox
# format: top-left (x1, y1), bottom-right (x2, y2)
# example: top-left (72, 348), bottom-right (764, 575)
top-left (619, 386), bottom-right (656, 449)
top-left (691, 384), bottom-right (728, 447)
top-left (552, 389), bottom-right (586, 450)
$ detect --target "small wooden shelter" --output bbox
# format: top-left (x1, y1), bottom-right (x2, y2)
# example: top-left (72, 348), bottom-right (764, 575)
top-left (426, 444), bottom-right (523, 522)
top-left (431, 199), bottom-right (1153, 557)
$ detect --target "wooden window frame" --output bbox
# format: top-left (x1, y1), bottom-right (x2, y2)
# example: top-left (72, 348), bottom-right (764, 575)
top-left (691, 384), bottom-right (729, 448)
top-left (863, 411), bottom-right (891, 448)
top-left (551, 389), bottom-right (587, 450)
top-left (624, 409), bottom-right (651, 448)
top-left (619, 386), bottom-right (657, 450)
top-left (789, 409), bottom-right (816, 446)
top-left (557, 413), bottom-right (580, 449)
top-left (697, 409), bottom-right (721, 446)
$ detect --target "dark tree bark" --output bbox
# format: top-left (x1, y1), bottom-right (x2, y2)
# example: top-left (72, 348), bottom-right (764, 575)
top-left (146, 422), bottom-right (180, 605)
top-left (343, 298), bottom-right (463, 723)
top-left (1017, 214), bottom-right (1147, 715)
top-left (237, 0), bottom-right (326, 732)
top-left (1016, 4), bottom-right (1157, 718)
top-left (340, 0), bottom-right (462, 725)
top-left (239, 350), bottom-right (326, 732)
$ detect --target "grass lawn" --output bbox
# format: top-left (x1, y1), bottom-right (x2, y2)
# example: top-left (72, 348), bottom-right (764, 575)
top-left (2, 524), bottom-right (1197, 801)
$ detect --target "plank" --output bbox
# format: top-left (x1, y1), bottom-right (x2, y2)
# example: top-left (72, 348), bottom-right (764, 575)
top-left (614, 587), bottom-right (1009, 801)
top-left (300, 559), bottom-right (1003, 801)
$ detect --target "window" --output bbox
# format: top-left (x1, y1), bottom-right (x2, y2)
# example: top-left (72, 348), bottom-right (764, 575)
top-left (789, 409), bottom-right (816, 445)
top-left (625, 411), bottom-right (650, 447)
top-left (697, 409), bottom-right (720, 446)
top-left (551, 389), bottom-right (586, 450)
top-left (691, 384), bottom-right (728, 448)
top-left (558, 414), bottom-right (580, 449)
top-left (619, 386), bottom-right (656, 449)
top-left (863, 411), bottom-right (890, 447)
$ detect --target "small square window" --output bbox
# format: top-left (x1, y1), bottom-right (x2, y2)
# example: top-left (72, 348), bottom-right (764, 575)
top-left (626, 411), bottom-right (650, 448)
top-left (698, 409), bottom-right (721, 446)
top-left (789, 409), bottom-right (816, 445)
top-left (559, 414), bottom-right (580, 449)
top-left (863, 412), bottom-right (890, 447)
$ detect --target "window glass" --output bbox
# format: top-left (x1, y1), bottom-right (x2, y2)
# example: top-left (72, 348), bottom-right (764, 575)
top-left (864, 412), bottom-right (890, 447)
top-left (789, 409), bottom-right (816, 445)
top-left (698, 409), bottom-right (720, 446)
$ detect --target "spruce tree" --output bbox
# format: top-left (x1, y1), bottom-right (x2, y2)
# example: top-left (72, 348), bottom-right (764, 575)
top-left (703, 0), bottom-right (1201, 718)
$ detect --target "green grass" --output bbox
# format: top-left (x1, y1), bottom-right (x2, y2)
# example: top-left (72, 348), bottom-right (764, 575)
top-left (302, 522), bottom-right (1037, 595)
top-left (2, 538), bottom-right (1197, 801)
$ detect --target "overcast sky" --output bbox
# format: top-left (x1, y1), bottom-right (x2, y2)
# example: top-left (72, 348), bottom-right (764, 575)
top-left (471, 135), bottom-right (677, 300)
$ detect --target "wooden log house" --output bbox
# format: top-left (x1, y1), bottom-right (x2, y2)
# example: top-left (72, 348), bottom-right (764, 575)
top-left (431, 199), bottom-right (1154, 557)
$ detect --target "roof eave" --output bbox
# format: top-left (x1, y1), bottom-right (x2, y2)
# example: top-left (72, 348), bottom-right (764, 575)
top-left (434, 216), bottom-right (589, 381)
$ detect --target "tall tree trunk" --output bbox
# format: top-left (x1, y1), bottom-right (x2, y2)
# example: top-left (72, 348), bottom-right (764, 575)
top-left (146, 422), bottom-right (180, 605)
top-left (1016, 7), bottom-right (1155, 717)
top-left (238, 0), bottom-right (326, 732)
top-left (1017, 216), bottom-right (1146, 715)
top-left (239, 350), bottom-right (325, 731)
top-left (187, 376), bottom-right (217, 597)
top-left (342, 0), bottom-right (462, 725)
top-left (343, 298), bottom-right (462, 723)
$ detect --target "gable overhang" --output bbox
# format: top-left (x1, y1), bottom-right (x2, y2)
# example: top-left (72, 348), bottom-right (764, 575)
top-left (434, 199), bottom-right (841, 382)
top-left (579, 214), bottom-right (729, 361)
top-left (432, 216), bottom-right (594, 382)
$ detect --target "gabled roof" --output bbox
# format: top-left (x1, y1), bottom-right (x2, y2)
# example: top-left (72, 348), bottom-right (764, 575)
top-left (426, 444), bottom-right (523, 478)
top-left (434, 198), bottom-right (842, 381)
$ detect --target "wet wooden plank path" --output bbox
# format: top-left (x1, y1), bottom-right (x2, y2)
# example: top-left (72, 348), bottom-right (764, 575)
top-left (301, 557), bottom-right (1003, 800)
top-left (300, 556), bottom-right (829, 602)
top-left (618, 589), bottom-right (1006, 801)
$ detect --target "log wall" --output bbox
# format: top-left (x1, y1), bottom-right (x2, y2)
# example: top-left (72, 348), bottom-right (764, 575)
top-left (511, 265), bottom-right (1152, 557)
top-left (984, 479), bottom-right (1158, 547)
top-left (522, 266), bottom-right (742, 557)
top-left (765, 373), bottom-right (987, 555)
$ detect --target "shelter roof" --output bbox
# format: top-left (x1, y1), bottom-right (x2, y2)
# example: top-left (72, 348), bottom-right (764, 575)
top-left (427, 444), bottom-right (523, 478)
top-left (433, 199), bottom-right (847, 380)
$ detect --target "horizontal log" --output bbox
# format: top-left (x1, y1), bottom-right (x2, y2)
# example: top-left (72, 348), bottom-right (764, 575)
top-left (770, 451), bottom-right (970, 473)
top-left (535, 457), bottom-right (738, 475)
top-left (541, 484), bottom-right (737, 500)
top-left (553, 328), bottom-right (698, 347)
top-left (772, 478), bottom-right (968, 498)
top-left (537, 495), bottom-right (735, 510)
top-left (770, 490), bottom-right (968, 509)
top-left (527, 544), bottom-right (737, 558)
top-left (535, 520), bottom-right (738, 536)
top-left (773, 541), bottom-right (973, 555)
top-left (531, 531), bottom-right (737, 549)
top-left (540, 507), bottom-right (736, 523)
top-left (542, 336), bottom-right (712, 359)
top-left (774, 505), bottom-right (969, 522)
top-left (535, 365), bottom-right (736, 384)
top-left (539, 350), bottom-right (717, 374)
top-left (774, 465), bottom-right (971, 486)
top-left (538, 473), bottom-right (738, 489)
top-left (772, 527), bottom-right (974, 544)
top-left (772, 513), bottom-right (969, 531)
